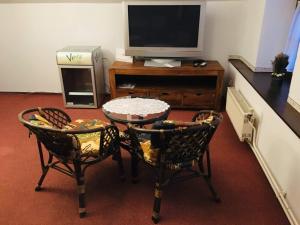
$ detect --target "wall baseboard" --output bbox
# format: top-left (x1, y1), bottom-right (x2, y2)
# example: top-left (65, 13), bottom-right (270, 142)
top-left (0, 91), bottom-right (61, 94)
top-left (248, 140), bottom-right (299, 225)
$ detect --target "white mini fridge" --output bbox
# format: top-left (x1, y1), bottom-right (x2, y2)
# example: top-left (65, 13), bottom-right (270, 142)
top-left (56, 46), bottom-right (104, 108)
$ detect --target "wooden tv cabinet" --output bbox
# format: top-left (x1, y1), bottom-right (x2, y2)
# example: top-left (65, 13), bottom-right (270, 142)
top-left (109, 60), bottom-right (224, 110)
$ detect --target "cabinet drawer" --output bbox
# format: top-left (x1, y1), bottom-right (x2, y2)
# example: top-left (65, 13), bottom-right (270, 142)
top-left (182, 92), bottom-right (215, 107)
top-left (149, 90), bottom-right (182, 106)
top-left (116, 89), bottom-right (148, 98)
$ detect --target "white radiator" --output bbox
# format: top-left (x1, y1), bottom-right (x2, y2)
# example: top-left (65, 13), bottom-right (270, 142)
top-left (226, 87), bottom-right (254, 142)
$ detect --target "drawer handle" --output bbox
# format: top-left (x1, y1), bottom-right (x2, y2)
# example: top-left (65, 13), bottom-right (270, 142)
top-left (161, 92), bottom-right (169, 96)
top-left (196, 93), bottom-right (203, 96)
top-left (128, 91), bottom-right (134, 94)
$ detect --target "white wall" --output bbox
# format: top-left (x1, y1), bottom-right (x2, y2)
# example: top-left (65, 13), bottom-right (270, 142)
top-left (0, 0), bottom-right (295, 92)
top-left (288, 43), bottom-right (300, 112)
top-left (0, 1), bottom-right (245, 93)
top-left (229, 63), bottom-right (300, 225)
top-left (256, 0), bottom-right (295, 69)
top-left (236, 0), bottom-right (266, 68)
top-left (203, 1), bottom-right (244, 67)
top-left (0, 3), bottom-right (123, 92)
top-left (235, 0), bottom-right (295, 71)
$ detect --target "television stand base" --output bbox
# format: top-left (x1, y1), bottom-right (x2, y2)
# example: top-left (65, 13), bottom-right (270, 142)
top-left (144, 58), bottom-right (181, 67)
top-left (109, 60), bottom-right (224, 110)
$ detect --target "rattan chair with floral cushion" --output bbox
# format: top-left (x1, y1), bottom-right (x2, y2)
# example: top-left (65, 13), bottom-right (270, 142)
top-left (18, 107), bottom-right (124, 218)
top-left (127, 110), bottom-right (223, 223)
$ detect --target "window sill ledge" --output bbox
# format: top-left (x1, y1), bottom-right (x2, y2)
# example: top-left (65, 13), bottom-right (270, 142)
top-left (229, 59), bottom-right (300, 139)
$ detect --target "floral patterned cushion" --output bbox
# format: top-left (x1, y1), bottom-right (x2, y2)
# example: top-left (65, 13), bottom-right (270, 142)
top-left (194, 114), bottom-right (214, 125)
top-left (29, 116), bottom-right (110, 157)
top-left (140, 140), bottom-right (158, 165)
top-left (64, 119), bottom-right (108, 156)
top-left (29, 114), bottom-right (53, 128)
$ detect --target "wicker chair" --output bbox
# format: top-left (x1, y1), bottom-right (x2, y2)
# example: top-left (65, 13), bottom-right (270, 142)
top-left (18, 107), bottom-right (124, 218)
top-left (127, 110), bottom-right (223, 223)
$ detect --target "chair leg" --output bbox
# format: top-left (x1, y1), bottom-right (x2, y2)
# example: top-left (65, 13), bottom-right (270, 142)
top-left (74, 161), bottom-right (86, 218)
top-left (202, 175), bottom-right (220, 202)
top-left (198, 150), bottom-right (220, 202)
top-left (152, 182), bottom-right (163, 223)
top-left (114, 149), bottom-right (125, 181)
top-left (152, 165), bottom-right (165, 224)
top-left (35, 141), bottom-right (53, 191)
top-left (35, 165), bottom-right (51, 191)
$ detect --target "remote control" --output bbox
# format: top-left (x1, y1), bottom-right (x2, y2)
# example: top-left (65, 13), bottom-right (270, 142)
top-left (200, 62), bottom-right (207, 67)
top-left (193, 60), bottom-right (207, 67)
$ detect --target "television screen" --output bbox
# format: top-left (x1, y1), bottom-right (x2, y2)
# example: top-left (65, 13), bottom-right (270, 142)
top-left (128, 5), bottom-right (201, 48)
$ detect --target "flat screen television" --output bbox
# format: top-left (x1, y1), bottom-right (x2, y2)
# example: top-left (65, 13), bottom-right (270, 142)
top-left (124, 1), bottom-right (206, 60)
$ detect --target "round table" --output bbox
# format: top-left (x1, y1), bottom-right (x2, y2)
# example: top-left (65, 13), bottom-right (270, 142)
top-left (102, 96), bottom-right (170, 181)
top-left (102, 96), bottom-right (170, 126)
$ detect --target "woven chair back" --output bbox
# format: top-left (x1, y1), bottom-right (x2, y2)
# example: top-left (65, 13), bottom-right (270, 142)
top-left (163, 124), bottom-right (213, 164)
top-left (129, 111), bottom-right (222, 166)
top-left (18, 108), bottom-right (120, 161)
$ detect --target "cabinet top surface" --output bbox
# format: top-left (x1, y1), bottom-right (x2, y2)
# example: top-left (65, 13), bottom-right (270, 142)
top-left (110, 60), bottom-right (224, 71)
